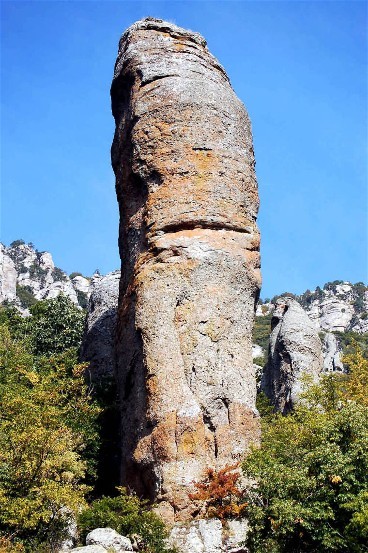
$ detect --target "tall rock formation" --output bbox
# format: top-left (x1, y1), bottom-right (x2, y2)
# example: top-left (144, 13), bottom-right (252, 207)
top-left (80, 271), bottom-right (120, 381)
top-left (261, 297), bottom-right (323, 413)
top-left (111, 18), bottom-right (261, 521)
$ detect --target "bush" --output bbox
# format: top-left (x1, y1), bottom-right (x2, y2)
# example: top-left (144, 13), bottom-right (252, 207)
top-left (242, 351), bottom-right (368, 553)
top-left (16, 284), bottom-right (37, 309)
top-left (29, 295), bottom-right (85, 356)
top-left (9, 239), bottom-right (25, 248)
top-left (189, 465), bottom-right (247, 520)
top-left (77, 488), bottom-right (176, 553)
top-left (0, 325), bottom-right (100, 552)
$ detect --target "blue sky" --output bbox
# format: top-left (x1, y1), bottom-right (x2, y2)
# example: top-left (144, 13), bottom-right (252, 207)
top-left (1, 0), bottom-right (367, 298)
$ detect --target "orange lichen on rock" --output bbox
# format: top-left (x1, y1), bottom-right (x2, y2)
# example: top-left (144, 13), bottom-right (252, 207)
top-left (111, 17), bottom-right (261, 521)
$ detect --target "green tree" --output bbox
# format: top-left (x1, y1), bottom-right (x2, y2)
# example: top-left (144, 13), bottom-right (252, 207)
top-left (29, 295), bottom-right (85, 356)
top-left (243, 356), bottom-right (368, 553)
top-left (0, 324), bottom-right (100, 551)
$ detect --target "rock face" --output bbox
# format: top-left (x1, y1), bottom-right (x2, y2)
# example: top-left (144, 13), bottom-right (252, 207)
top-left (80, 271), bottom-right (120, 381)
top-left (111, 18), bottom-right (261, 521)
top-left (261, 297), bottom-right (323, 413)
top-left (0, 241), bottom-right (91, 311)
top-left (0, 244), bottom-right (17, 303)
top-left (169, 519), bottom-right (248, 553)
top-left (322, 332), bottom-right (344, 372)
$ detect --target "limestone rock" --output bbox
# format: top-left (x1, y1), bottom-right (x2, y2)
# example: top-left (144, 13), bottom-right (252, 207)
top-left (70, 546), bottom-right (107, 553)
top-left (0, 244), bottom-right (17, 303)
top-left (80, 271), bottom-right (120, 380)
top-left (86, 528), bottom-right (133, 552)
top-left (111, 18), bottom-right (261, 521)
top-left (261, 297), bottom-right (323, 412)
top-left (322, 332), bottom-right (344, 372)
top-left (169, 519), bottom-right (248, 553)
top-left (0, 242), bottom-right (91, 310)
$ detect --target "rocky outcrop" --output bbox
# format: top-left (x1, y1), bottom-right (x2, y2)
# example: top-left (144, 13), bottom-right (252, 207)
top-left (169, 519), bottom-right (248, 553)
top-left (80, 271), bottom-right (120, 381)
top-left (0, 241), bottom-right (91, 310)
top-left (261, 297), bottom-right (323, 413)
top-left (0, 244), bottom-right (17, 303)
top-left (111, 18), bottom-right (261, 521)
top-left (322, 332), bottom-right (344, 372)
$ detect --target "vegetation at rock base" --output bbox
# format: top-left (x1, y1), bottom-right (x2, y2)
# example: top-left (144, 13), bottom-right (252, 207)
top-left (0, 298), bottom-right (175, 552)
top-left (253, 313), bottom-right (272, 362)
top-left (242, 345), bottom-right (368, 553)
top-left (189, 464), bottom-right (247, 520)
top-left (15, 284), bottom-right (37, 309)
top-left (78, 488), bottom-right (177, 553)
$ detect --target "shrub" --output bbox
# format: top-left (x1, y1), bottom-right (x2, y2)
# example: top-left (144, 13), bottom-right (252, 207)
top-left (242, 352), bottom-right (368, 553)
top-left (29, 295), bottom-right (85, 356)
top-left (77, 488), bottom-right (176, 553)
top-left (16, 284), bottom-right (37, 309)
top-left (189, 465), bottom-right (247, 520)
top-left (52, 267), bottom-right (67, 282)
top-left (9, 240), bottom-right (25, 248)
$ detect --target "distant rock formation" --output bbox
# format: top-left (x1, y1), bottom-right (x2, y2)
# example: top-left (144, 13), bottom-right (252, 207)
top-left (261, 297), bottom-right (323, 413)
top-left (0, 241), bottom-right (90, 311)
top-left (258, 281), bottom-right (368, 334)
top-left (80, 271), bottom-right (120, 381)
top-left (111, 18), bottom-right (261, 521)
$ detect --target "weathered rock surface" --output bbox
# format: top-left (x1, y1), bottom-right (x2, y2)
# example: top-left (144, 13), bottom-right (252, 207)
top-left (169, 519), bottom-right (248, 553)
top-left (111, 18), bottom-right (261, 521)
top-left (80, 271), bottom-right (120, 380)
top-left (322, 332), bottom-right (344, 372)
top-left (0, 244), bottom-right (17, 303)
top-left (0, 241), bottom-right (91, 310)
top-left (71, 546), bottom-right (107, 553)
top-left (261, 297), bottom-right (323, 412)
top-left (86, 528), bottom-right (133, 552)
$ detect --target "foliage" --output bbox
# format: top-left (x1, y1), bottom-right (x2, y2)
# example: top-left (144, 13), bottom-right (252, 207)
top-left (242, 352), bottom-right (368, 553)
top-left (69, 272), bottom-right (83, 279)
top-left (334, 330), bottom-right (368, 359)
top-left (189, 465), bottom-right (247, 520)
top-left (15, 285), bottom-right (37, 309)
top-left (28, 261), bottom-right (48, 283)
top-left (52, 267), bottom-right (67, 282)
top-left (29, 295), bottom-right (85, 356)
top-left (9, 240), bottom-right (25, 248)
top-left (76, 290), bottom-right (89, 309)
top-left (0, 322), bottom-right (100, 551)
top-left (77, 488), bottom-right (176, 553)
top-left (253, 314), bottom-right (272, 356)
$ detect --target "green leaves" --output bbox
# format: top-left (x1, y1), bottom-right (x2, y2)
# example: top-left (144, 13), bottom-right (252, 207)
top-left (243, 353), bottom-right (368, 552)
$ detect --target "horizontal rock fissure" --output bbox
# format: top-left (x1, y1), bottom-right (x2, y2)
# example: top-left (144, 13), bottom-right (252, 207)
top-left (140, 74), bottom-right (180, 87)
top-left (155, 221), bottom-right (253, 235)
top-left (192, 147), bottom-right (212, 151)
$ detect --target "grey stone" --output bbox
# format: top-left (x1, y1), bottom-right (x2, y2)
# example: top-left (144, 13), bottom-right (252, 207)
top-left (111, 17), bottom-right (261, 521)
top-left (261, 297), bottom-right (323, 412)
top-left (80, 271), bottom-right (120, 380)
top-left (86, 527), bottom-right (133, 552)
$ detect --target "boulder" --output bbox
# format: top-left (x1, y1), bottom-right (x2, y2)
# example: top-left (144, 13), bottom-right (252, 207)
top-left (86, 527), bottom-right (133, 552)
top-left (111, 17), bottom-right (261, 521)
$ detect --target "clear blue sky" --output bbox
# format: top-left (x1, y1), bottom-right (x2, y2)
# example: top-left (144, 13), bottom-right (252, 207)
top-left (1, 0), bottom-right (367, 298)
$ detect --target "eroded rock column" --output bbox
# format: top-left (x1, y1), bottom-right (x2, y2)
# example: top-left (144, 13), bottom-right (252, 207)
top-left (111, 18), bottom-right (261, 522)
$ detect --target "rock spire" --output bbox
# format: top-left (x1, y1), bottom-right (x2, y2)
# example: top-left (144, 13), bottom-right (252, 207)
top-left (111, 17), bottom-right (261, 521)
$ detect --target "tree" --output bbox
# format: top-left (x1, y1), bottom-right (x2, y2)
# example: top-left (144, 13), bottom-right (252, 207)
top-left (242, 358), bottom-right (368, 553)
top-left (29, 295), bottom-right (85, 356)
top-left (0, 324), bottom-right (100, 551)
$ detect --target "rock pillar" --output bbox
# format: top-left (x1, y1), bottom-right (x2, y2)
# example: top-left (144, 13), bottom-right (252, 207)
top-left (111, 18), bottom-right (261, 522)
